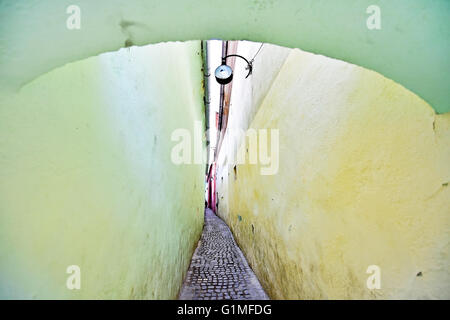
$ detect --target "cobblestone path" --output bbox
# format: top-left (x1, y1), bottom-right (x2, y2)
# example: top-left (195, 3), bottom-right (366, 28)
top-left (178, 208), bottom-right (269, 300)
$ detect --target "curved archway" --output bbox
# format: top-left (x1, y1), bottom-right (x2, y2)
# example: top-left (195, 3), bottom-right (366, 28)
top-left (0, 0), bottom-right (448, 113)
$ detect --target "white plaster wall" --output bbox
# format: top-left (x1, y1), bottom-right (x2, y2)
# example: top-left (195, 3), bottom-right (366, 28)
top-left (216, 42), bottom-right (290, 218)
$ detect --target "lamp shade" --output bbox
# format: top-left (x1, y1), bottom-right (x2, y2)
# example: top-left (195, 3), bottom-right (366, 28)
top-left (215, 64), bottom-right (233, 85)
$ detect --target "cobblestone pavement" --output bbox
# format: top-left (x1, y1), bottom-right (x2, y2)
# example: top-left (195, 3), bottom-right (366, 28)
top-left (178, 208), bottom-right (269, 300)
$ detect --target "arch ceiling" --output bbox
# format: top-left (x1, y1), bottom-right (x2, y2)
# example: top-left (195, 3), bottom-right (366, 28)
top-left (0, 0), bottom-right (448, 113)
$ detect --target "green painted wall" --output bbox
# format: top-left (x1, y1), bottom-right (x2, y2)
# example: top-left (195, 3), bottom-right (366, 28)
top-left (0, 41), bottom-right (205, 299)
top-left (0, 0), bottom-right (448, 113)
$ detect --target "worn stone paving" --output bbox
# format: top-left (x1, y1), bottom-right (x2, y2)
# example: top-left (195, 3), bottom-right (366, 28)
top-left (178, 208), bottom-right (269, 300)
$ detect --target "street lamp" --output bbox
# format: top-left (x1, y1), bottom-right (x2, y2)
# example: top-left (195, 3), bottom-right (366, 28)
top-left (214, 54), bottom-right (253, 85)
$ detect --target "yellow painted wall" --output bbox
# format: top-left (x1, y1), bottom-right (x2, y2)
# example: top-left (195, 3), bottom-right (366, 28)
top-left (218, 49), bottom-right (450, 299)
top-left (0, 41), bottom-right (205, 299)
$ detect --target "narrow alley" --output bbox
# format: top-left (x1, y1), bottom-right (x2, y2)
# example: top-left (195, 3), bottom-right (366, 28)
top-left (178, 209), bottom-right (268, 300)
top-left (0, 2), bottom-right (448, 301)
